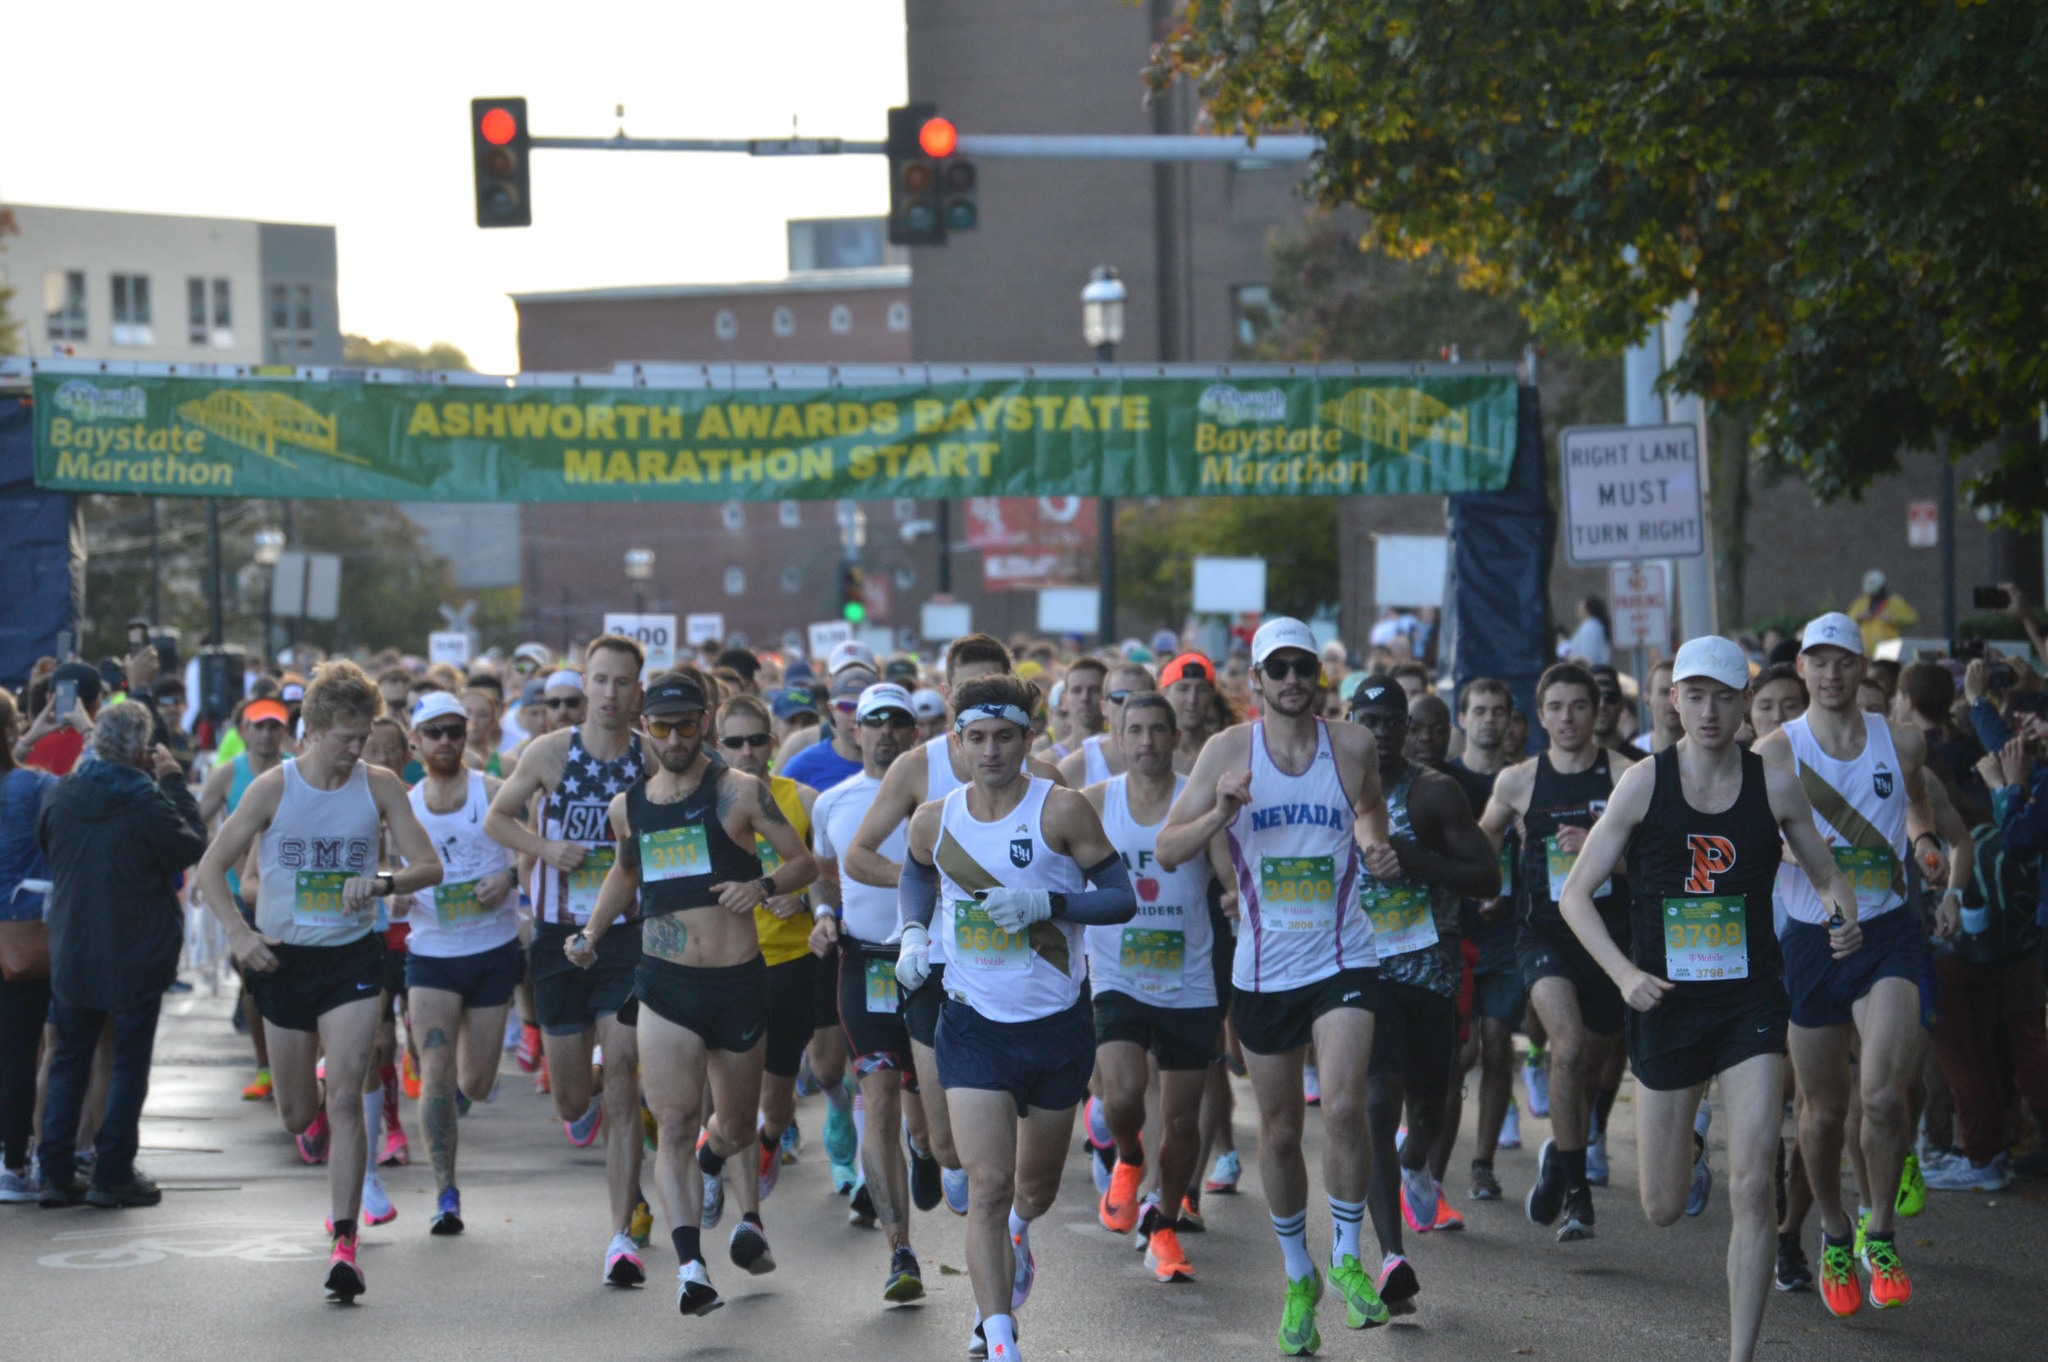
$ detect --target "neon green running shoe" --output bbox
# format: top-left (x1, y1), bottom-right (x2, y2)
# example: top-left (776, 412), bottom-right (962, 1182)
top-left (1278, 1270), bottom-right (1322, 1356)
top-left (1328, 1254), bottom-right (1390, 1329)
top-left (1895, 1153), bottom-right (1926, 1218)
top-left (1852, 1209), bottom-right (1870, 1263)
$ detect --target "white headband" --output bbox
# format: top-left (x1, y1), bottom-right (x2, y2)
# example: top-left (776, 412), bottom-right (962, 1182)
top-left (544, 669), bottom-right (585, 694)
top-left (954, 703), bottom-right (1032, 733)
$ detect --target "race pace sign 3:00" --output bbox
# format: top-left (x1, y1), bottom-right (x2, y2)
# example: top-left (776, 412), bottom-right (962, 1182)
top-left (31, 371), bottom-right (1517, 502)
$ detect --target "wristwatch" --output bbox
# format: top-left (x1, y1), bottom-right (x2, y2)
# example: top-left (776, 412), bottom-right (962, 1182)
top-left (374, 873), bottom-right (395, 897)
top-left (756, 875), bottom-right (777, 900)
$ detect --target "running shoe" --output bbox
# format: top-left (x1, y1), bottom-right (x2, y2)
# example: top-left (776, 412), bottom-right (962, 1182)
top-left (758, 1136), bottom-right (782, 1201)
top-left (1523, 1048), bottom-right (1550, 1118)
top-left (825, 1098), bottom-right (858, 1169)
top-left (701, 1164), bottom-right (726, 1229)
top-left (969, 1316), bottom-right (1021, 1360)
top-left (430, 1187), bottom-right (464, 1237)
top-left (1145, 1225), bottom-right (1193, 1282)
top-left (1895, 1151), bottom-right (1926, 1216)
top-left (1557, 1183), bottom-right (1595, 1242)
top-left (379, 1129), bottom-right (409, 1167)
top-left (1853, 1210), bottom-right (1868, 1262)
top-left (241, 1069), bottom-right (273, 1101)
top-left (1470, 1159), bottom-right (1503, 1201)
top-left (642, 1102), bottom-right (659, 1152)
top-left (943, 1165), bottom-right (971, 1215)
top-left (1499, 1098), bottom-right (1521, 1150)
top-left (1817, 1236), bottom-right (1860, 1317)
top-left (296, 1110), bottom-right (330, 1165)
top-left (1204, 1149), bottom-right (1242, 1194)
top-left (1586, 1130), bottom-right (1609, 1187)
top-left (0, 1166), bottom-right (38, 1203)
top-left (1329, 1253), bottom-right (1389, 1328)
top-left (456, 1093), bottom-right (472, 1119)
top-left (515, 1022), bottom-right (543, 1073)
top-left (1100, 1143), bottom-right (1144, 1233)
top-left (1429, 1183), bottom-right (1465, 1231)
top-left (1177, 1196), bottom-right (1206, 1232)
top-left (830, 1155), bottom-right (860, 1197)
top-left (1525, 1138), bottom-right (1564, 1226)
top-left (1376, 1252), bottom-right (1420, 1317)
top-left (1399, 1164), bottom-right (1439, 1232)
top-left (361, 1173), bottom-right (397, 1227)
top-left (324, 1233), bottom-right (365, 1303)
top-left (1303, 1063), bottom-right (1321, 1107)
top-left (565, 1101), bottom-right (603, 1148)
top-left (1278, 1270), bottom-right (1323, 1355)
top-left (604, 1232), bottom-right (645, 1287)
top-left (1921, 1154), bottom-right (2011, 1192)
top-left (676, 1259), bottom-right (723, 1315)
top-left (1133, 1196), bottom-right (1167, 1247)
top-left (1083, 1097), bottom-right (1115, 1193)
top-left (730, 1216), bottom-right (776, 1274)
top-left (1773, 1233), bottom-right (1812, 1292)
top-left (86, 1172), bottom-right (161, 1209)
top-left (850, 1181), bottom-right (877, 1227)
top-left (884, 1244), bottom-right (926, 1302)
top-left (629, 1194), bottom-right (653, 1247)
top-left (1685, 1140), bottom-right (1712, 1217)
top-left (780, 1119), bottom-right (801, 1164)
top-left (1011, 1229), bottom-right (1036, 1309)
top-left (909, 1133), bottom-right (942, 1212)
top-left (1861, 1236), bottom-right (1912, 1309)
top-left (401, 1050), bottom-right (421, 1100)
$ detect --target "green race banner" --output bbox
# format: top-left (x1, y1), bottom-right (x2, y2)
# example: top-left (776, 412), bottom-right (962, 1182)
top-left (32, 371), bottom-right (1516, 502)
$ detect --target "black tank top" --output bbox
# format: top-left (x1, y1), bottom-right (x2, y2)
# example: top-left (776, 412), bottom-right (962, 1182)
top-left (1626, 747), bottom-right (1784, 997)
top-left (626, 762), bottom-right (763, 919)
top-left (1519, 750), bottom-right (1625, 933)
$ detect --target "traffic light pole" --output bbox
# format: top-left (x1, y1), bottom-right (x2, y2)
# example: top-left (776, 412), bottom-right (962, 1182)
top-left (523, 132), bottom-right (1316, 163)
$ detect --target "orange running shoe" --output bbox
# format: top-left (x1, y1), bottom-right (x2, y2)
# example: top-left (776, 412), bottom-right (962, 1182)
top-left (1818, 1236), bottom-right (1861, 1318)
top-left (1430, 1185), bottom-right (1465, 1232)
top-left (1145, 1225), bottom-right (1194, 1282)
top-left (242, 1068), bottom-right (273, 1101)
top-left (1100, 1153), bottom-right (1144, 1234)
top-left (401, 1049), bottom-right (421, 1100)
top-left (1862, 1236), bottom-right (1912, 1309)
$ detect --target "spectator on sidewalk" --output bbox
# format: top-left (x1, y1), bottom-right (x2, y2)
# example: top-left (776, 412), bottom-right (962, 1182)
top-left (0, 691), bottom-right (58, 1201)
top-left (34, 702), bottom-right (207, 1209)
top-left (1848, 568), bottom-right (1920, 654)
top-left (14, 663), bottom-right (103, 777)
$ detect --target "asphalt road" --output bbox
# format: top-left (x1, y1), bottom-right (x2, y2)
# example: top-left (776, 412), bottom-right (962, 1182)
top-left (8, 982), bottom-right (2047, 1361)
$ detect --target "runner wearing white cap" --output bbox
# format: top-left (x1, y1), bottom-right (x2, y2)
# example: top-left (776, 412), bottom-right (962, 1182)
top-left (828, 640), bottom-right (878, 678)
top-left (1553, 635), bottom-right (1857, 1362)
top-left (1752, 612), bottom-right (1969, 1317)
top-left (912, 688), bottom-right (949, 741)
top-left (1158, 616), bottom-right (1398, 1355)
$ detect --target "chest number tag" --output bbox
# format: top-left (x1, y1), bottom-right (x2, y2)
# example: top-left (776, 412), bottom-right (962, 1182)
top-left (1662, 896), bottom-right (1749, 981)
top-left (1831, 846), bottom-right (1894, 911)
top-left (1364, 883), bottom-right (1438, 958)
top-left (953, 899), bottom-right (1032, 972)
top-left (433, 879), bottom-right (494, 930)
top-left (566, 845), bottom-right (617, 923)
top-left (1260, 856), bottom-right (1336, 933)
top-left (640, 824), bottom-right (711, 884)
top-left (864, 955), bottom-right (901, 1013)
top-left (1118, 928), bottom-right (1185, 994)
top-left (292, 870), bottom-right (364, 929)
top-left (1546, 836), bottom-right (1612, 902)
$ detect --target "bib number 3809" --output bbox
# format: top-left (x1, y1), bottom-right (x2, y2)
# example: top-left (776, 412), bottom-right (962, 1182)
top-left (1260, 856), bottom-right (1335, 933)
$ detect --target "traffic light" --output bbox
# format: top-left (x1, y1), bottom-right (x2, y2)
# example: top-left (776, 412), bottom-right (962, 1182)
top-left (942, 157), bottom-right (978, 232)
top-left (889, 103), bottom-right (970, 246)
top-left (471, 98), bottom-right (532, 228)
top-left (839, 563), bottom-right (868, 623)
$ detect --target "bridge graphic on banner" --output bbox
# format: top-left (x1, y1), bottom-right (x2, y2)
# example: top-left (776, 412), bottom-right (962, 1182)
top-left (175, 389), bottom-right (361, 466)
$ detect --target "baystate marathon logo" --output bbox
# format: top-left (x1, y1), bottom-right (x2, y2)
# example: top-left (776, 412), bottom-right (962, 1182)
top-left (1196, 384), bottom-right (1289, 426)
top-left (53, 380), bottom-right (146, 422)
top-left (1873, 763), bottom-right (1894, 799)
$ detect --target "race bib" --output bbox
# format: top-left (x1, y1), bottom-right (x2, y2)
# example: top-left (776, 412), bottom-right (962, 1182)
top-left (1497, 842), bottom-right (1515, 899)
top-left (293, 870), bottom-right (367, 929)
top-left (755, 835), bottom-right (783, 874)
top-left (952, 899), bottom-right (1031, 972)
top-left (433, 878), bottom-right (496, 931)
top-left (1260, 856), bottom-right (1336, 933)
top-left (1832, 846), bottom-right (1894, 911)
top-left (1546, 836), bottom-right (1611, 902)
top-left (864, 955), bottom-right (901, 1014)
top-left (1118, 927), bottom-right (1185, 995)
top-left (565, 845), bottom-right (616, 923)
top-left (1663, 896), bottom-right (1750, 981)
top-left (1364, 883), bottom-right (1439, 958)
top-left (641, 824), bottom-right (711, 884)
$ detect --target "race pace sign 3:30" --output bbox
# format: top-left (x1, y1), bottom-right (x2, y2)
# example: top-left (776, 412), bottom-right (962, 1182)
top-left (31, 370), bottom-right (1516, 503)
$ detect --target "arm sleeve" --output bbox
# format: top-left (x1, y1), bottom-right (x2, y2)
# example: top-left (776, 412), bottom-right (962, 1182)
top-left (898, 853), bottom-right (939, 930)
top-left (1969, 698), bottom-right (2014, 754)
top-left (1051, 853), bottom-right (1138, 926)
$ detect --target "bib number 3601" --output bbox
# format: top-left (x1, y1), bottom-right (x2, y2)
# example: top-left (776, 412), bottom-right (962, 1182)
top-left (953, 900), bottom-right (1031, 972)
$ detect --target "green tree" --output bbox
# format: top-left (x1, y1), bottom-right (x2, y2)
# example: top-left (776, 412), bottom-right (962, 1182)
top-left (1117, 496), bottom-right (1341, 629)
top-left (1154, 1), bottom-right (2048, 519)
top-left (0, 203), bottom-right (23, 356)
top-left (343, 334), bottom-right (473, 371)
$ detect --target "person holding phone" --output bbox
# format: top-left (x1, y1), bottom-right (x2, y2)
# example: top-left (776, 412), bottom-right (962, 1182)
top-left (15, 663), bottom-right (103, 776)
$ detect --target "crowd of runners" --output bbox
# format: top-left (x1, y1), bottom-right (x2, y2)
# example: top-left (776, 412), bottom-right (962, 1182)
top-left (7, 591), bottom-right (2048, 1362)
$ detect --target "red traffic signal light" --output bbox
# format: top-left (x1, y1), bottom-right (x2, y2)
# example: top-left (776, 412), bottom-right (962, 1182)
top-left (479, 106), bottom-right (519, 146)
top-left (470, 97), bottom-right (532, 229)
top-left (917, 117), bottom-right (958, 159)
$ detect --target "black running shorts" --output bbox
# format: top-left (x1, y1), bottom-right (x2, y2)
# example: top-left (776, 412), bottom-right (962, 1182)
top-left (1093, 988), bottom-right (1223, 1071)
top-left (530, 920), bottom-right (640, 1035)
top-left (837, 941), bottom-right (912, 1075)
top-left (637, 953), bottom-right (768, 1054)
top-left (1627, 981), bottom-right (1789, 1092)
top-left (1231, 967), bottom-right (1379, 1056)
top-left (247, 934), bottom-right (387, 1034)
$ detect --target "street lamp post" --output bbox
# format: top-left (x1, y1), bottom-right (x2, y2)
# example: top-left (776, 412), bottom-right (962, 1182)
top-left (1082, 266), bottom-right (1127, 647)
top-left (252, 528), bottom-right (285, 665)
top-left (624, 546), bottom-right (656, 616)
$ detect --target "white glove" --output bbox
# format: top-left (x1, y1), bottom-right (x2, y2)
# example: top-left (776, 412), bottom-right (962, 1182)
top-left (983, 887), bottom-right (1052, 934)
top-left (896, 922), bottom-right (932, 993)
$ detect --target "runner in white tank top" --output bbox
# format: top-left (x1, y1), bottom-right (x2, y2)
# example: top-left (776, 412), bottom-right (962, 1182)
top-left (406, 769), bottom-right (519, 956)
top-left (253, 759), bottom-right (384, 947)
top-left (1776, 711), bottom-right (1908, 924)
top-left (895, 673), bottom-right (1136, 1360)
top-left (1090, 773), bottom-right (1217, 1009)
top-left (1157, 616), bottom-right (1397, 1343)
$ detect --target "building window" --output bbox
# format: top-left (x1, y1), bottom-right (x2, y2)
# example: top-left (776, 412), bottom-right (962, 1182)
top-left (714, 309), bottom-right (737, 340)
top-left (721, 501), bottom-right (745, 532)
top-left (829, 304), bottom-right (852, 335)
top-left (190, 276), bottom-right (234, 347)
top-left (777, 501), bottom-right (802, 529)
top-left (723, 567), bottom-right (746, 597)
top-left (294, 284), bottom-right (314, 347)
top-left (780, 564), bottom-right (802, 594)
top-left (772, 306), bottom-right (795, 338)
top-left (1232, 283), bottom-right (1274, 352)
top-left (111, 273), bottom-right (153, 346)
top-left (270, 282), bottom-right (290, 331)
top-left (188, 278), bottom-right (207, 345)
top-left (887, 301), bottom-right (910, 333)
top-left (44, 270), bottom-right (86, 342)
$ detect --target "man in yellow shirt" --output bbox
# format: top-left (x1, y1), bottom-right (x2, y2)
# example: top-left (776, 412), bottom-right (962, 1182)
top-left (1848, 569), bottom-right (1919, 654)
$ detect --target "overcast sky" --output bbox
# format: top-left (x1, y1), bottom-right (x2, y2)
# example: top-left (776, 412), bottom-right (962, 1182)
top-left (1, 1), bottom-right (906, 372)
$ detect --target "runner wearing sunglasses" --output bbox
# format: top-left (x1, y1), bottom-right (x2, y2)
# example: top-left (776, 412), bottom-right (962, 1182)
top-left (781, 672), bottom-right (875, 796)
top-left (1058, 661), bottom-right (1156, 789)
top-left (1159, 617), bottom-right (1398, 1355)
top-left (543, 669), bottom-right (588, 732)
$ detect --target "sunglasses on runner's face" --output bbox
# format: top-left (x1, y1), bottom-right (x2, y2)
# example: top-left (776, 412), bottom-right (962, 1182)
top-left (831, 700), bottom-right (859, 715)
top-left (645, 716), bottom-right (702, 740)
top-left (859, 712), bottom-right (917, 730)
top-left (1260, 656), bottom-right (1320, 682)
top-left (1106, 690), bottom-right (1134, 706)
top-left (417, 724), bottom-right (466, 742)
top-left (545, 696), bottom-right (585, 710)
top-left (719, 733), bottom-right (774, 749)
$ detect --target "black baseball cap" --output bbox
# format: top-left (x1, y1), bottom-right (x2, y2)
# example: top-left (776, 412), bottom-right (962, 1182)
top-left (1348, 678), bottom-right (1405, 714)
top-left (51, 661), bottom-right (103, 707)
top-left (642, 678), bottom-right (707, 718)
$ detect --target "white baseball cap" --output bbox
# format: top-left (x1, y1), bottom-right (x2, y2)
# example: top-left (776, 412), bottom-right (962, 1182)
top-left (910, 687), bottom-right (947, 720)
top-left (1251, 616), bottom-right (1319, 667)
top-left (855, 682), bottom-right (916, 720)
top-left (412, 692), bottom-right (468, 727)
top-left (828, 640), bottom-right (877, 675)
top-left (1799, 611), bottom-right (1865, 657)
top-left (1670, 636), bottom-right (1751, 692)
